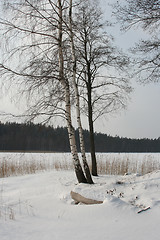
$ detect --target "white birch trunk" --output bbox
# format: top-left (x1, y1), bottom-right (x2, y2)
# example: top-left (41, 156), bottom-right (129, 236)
top-left (64, 84), bottom-right (87, 183)
top-left (69, 0), bottom-right (93, 184)
top-left (58, 0), bottom-right (87, 183)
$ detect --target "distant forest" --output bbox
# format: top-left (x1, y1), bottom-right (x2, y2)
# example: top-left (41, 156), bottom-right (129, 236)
top-left (0, 122), bottom-right (159, 152)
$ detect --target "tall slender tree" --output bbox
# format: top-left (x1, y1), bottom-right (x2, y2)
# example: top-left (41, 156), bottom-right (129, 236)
top-left (0, 0), bottom-right (90, 183)
top-left (73, 0), bottom-right (131, 176)
top-left (57, 0), bottom-right (87, 183)
top-left (68, 0), bottom-right (93, 183)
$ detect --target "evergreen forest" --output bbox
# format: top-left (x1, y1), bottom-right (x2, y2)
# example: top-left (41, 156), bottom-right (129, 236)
top-left (0, 122), bottom-right (159, 152)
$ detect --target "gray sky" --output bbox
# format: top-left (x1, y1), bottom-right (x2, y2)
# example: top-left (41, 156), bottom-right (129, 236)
top-left (0, 0), bottom-right (160, 139)
top-left (94, 82), bottom-right (160, 139)
top-left (93, 0), bottom-right (160, 139)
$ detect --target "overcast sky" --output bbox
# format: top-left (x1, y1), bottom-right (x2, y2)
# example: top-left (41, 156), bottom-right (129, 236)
top-left (0, 0), bottom-right (160, 139)
top-left (93, 0), bottom-right (160, 139)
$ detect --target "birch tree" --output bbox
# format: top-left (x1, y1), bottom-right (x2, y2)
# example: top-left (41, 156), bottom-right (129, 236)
top-left (68, 0), bottom-right (93, 184)
top-left (57, 0), bottom-right (87, 183)
top-left (0, 0), bottom-right (90, 183)
top-left (73, 0), bottom-right (131, 176)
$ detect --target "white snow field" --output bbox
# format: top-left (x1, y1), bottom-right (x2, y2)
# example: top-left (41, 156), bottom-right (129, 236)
top-left (0, 153), bottom-right (160, 240)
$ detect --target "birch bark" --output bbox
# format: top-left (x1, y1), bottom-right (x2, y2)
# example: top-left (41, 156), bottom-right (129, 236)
top-left (69, 0), bottom-right (93, 183)
top-left (58, 0), bottom-right (87, 183)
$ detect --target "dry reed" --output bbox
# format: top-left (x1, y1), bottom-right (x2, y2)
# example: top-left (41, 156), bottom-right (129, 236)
top-left (1, 154), bottom-right (160, 178)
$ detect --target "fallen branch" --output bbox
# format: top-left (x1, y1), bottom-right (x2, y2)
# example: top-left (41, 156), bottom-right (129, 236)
top-left (70, 191), bottom-right (103, 205)
top-left (137, 206), bottom-right (151, 214)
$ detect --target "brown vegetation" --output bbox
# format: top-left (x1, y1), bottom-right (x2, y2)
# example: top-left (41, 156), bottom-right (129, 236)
top-left (1, 154), bottom-right (160, 178)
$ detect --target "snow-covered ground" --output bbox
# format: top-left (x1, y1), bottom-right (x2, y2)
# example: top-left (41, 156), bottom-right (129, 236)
top-left (1, 168), bottom-right (160, 240)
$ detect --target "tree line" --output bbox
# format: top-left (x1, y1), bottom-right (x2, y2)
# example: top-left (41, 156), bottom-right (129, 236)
top-left (0, 0), bottom-right (131, 182)
top-left (0, 122), bottom-right (159, 153)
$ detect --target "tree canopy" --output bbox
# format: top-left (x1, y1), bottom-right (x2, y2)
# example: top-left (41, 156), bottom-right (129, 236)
top-left (113, 0), bottom-right (160, 83)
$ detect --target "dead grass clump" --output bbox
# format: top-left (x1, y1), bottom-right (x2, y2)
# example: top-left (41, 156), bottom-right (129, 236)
top-left (96, 156), bottom-right (160, 176)
top-left (141, 160), bottom-right (160, 175)
top-left (0, 159), bottom-right (47, 178)
top-left (1, 153), bottom-right (160, 178)
top-left (52, 160), bottom-right (73, 171)
top-left (97, 159), bottom-right (130, 175)
top-left (0, 205), bottom-right (16, 221)
top-left (0, 157), bottom-right (75, 178)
